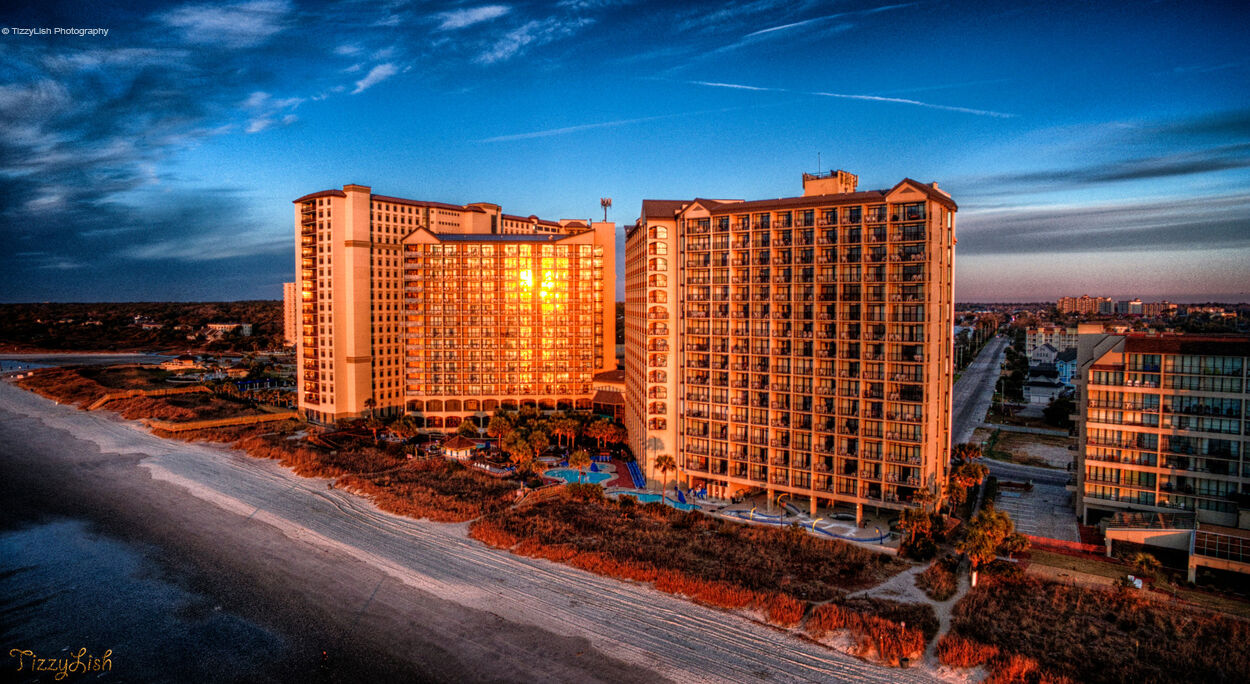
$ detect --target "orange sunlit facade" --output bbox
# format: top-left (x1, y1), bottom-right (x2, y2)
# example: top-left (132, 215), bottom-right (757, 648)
top-left (294, 184), bottom-right (615, 425)
top-left (625, 172), bottom-right (956, 521)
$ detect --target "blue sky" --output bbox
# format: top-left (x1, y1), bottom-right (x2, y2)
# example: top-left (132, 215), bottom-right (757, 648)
top-left (1, 0), bottom-right (1248, 302)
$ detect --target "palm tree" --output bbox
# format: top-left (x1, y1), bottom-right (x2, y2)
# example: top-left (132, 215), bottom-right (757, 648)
top-left (487, 414), bottom-right (514, 441)
top-left (364, 408), bottom-right (384, 444)
top-left (948, 460), bottom-right (990, 515)
top-left (897, 505), bottom-right (936, 559)
top-left (952, 442), bottom-right (983, 463)
top-left (604, 424), bottom-right (627, 451)
top-left (957, 506), bottom-right (1029, 587)
top-left (568, 448), bottom-right (592, 483)
top-left (653, 453), bottom-right (677, 494)
top-left (502, 432), bottom-right (535, 476)
top-left (528, 430), bottom-right (550, 458)
top-left (363, 397), bottom-right (377, 419)
top-left (587, 418), bottom-right (612, 449)
top-left (553, 417), bottom-right (579, 448)
top-left (1131, 552), bottom-right (1163, 584)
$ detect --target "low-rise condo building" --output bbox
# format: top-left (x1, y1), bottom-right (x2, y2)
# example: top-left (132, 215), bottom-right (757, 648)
top-left (1075, 329), bottom-right (1249, 527)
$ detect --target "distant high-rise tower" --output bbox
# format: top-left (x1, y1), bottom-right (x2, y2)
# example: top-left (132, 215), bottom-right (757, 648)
top-left (293, 184), bottom-right (616, 425)
top-left (624, 171), bottom-right (956, 522)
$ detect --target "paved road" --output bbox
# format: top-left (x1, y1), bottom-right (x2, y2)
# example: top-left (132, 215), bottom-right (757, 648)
top-left (0, 381), bottom-right (939, 683)
top-left (951, 336), bottom-right (1008, 445)
top-left (995, 484), bottom-right (1079, 542)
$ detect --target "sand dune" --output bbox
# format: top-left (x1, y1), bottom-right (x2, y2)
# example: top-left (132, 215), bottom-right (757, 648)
top-left (0, 379), bottom-right (940, 682)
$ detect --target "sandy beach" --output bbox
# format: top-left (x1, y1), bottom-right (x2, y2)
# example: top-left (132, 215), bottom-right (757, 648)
top-left (0, 379), bottom-right (939, 683)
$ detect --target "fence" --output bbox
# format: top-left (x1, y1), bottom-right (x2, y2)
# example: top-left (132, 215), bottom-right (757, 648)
top-left (1025, 534), bottom-right (1103, 555)
top-left (515, 482), bottom-right (564, 506)
top-left (145, 411), bottom-right (299, 433)
top-left (88, 385), bottom-right (210, 411)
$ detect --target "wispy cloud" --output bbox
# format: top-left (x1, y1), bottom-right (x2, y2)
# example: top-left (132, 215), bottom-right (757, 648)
top-left (159, 0), bottom-right (291, 49)
top-left (438, 5), bottom-right (511, 30)
top-left (42, 48), bottom-right (186, 72)
top-left (475, 16), bottom-right (592, 64)
top-left (1002, 146), bottom-right (1250, 185)
top-left (744, 4), bottom-right (916, 38)
top-left (957, 194), bottom-right (1250, 256)
top-left (871, 77), bottom-right (1015, 97)
top-left (677, 2), bottom-right (914, 65)
top-left (241, 91), bottom-right (303, 133)
top-left (352, 63), bottom-right (399, 94)
top-left (476, 106), bottom-right (751, 142)
top-left (687, 80), bottom-right (1016, 118)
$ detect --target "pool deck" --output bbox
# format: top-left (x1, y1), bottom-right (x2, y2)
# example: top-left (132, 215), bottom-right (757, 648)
top-left (602, 486), bottom-right (897, 546)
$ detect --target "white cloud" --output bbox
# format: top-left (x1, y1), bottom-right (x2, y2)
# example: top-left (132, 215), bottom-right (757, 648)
top-left (159, 0), bottom-right (291, 49)
top-left (477, 105), bottom-right (747, 142)
top-left (352, 63), bottom-right (399, 94)
top-left (242, 91), bottom-right (269, 109)
top-left (438, 5), bottom-right (510, 30)
top-left (334, 44), bottom-right (362, 56)
top-left (246, 117), bottom-right (274, 133)
top-left (241, 91), bottom-right (303, 133)
top-left (42, 48), bottom-right (183, 72)
top-left (687, 80), bottom-right (1016, 118)
top-left (0, 80), bottom-right (71, 117)
top-left (475, 17), bottom-right (591, 64)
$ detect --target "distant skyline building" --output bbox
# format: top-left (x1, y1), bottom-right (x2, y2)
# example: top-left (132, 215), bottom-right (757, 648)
top-left (1057, 295), bottom-right (1181, 317)
top-left (624, 171), bottom-right (956, 522)
top-left (283, 281), bottom-right (297, 346)
top-left (1057, 295), bottom-right (1112, 315)
top-left (293, 184), bottom-right (616, 425)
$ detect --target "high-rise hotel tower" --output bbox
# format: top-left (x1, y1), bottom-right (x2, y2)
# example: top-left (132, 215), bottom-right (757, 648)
top-left (624, 171), bottom-right (956, 521)
top-left (294, 184), bottom-right (616, 425)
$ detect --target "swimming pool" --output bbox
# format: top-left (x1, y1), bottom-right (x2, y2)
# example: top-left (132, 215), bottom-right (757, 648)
top-left (615, 492), bottom-right (699, 512)
top-left (544, 468), bottom-right (613, 485)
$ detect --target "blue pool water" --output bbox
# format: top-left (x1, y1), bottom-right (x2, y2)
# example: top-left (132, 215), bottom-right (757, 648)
top-left (617, 493), bottom-right (699, 511)
top-left (544, 468), bottom-right (612, 485)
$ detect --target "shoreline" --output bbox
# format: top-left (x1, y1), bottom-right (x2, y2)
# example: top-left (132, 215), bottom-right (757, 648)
top-left (0, 379), bottom-right (941, 682)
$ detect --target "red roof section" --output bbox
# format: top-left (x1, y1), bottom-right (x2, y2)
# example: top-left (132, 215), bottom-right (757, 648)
top-left (292, 189), bottom-right (347, 203)
top-left (641, 199), bottom-right (688, 219)
top-left (441, 435), bottom-right (477, 450)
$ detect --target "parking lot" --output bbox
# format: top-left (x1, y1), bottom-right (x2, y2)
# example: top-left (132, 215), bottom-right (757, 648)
top-left (993, 482), bottom-right (1079, 542)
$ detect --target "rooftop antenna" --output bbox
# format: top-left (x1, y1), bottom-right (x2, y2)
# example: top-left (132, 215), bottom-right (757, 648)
top-left (600, 197), bottom-right (612, 222)
top-left (817, 152), bottom-right (821, 173)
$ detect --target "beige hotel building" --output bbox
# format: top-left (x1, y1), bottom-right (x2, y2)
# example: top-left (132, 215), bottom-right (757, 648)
top-left (294, 184), bottom-right (616, 425)
top-left (624, 171), bottom-right (956, 520)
